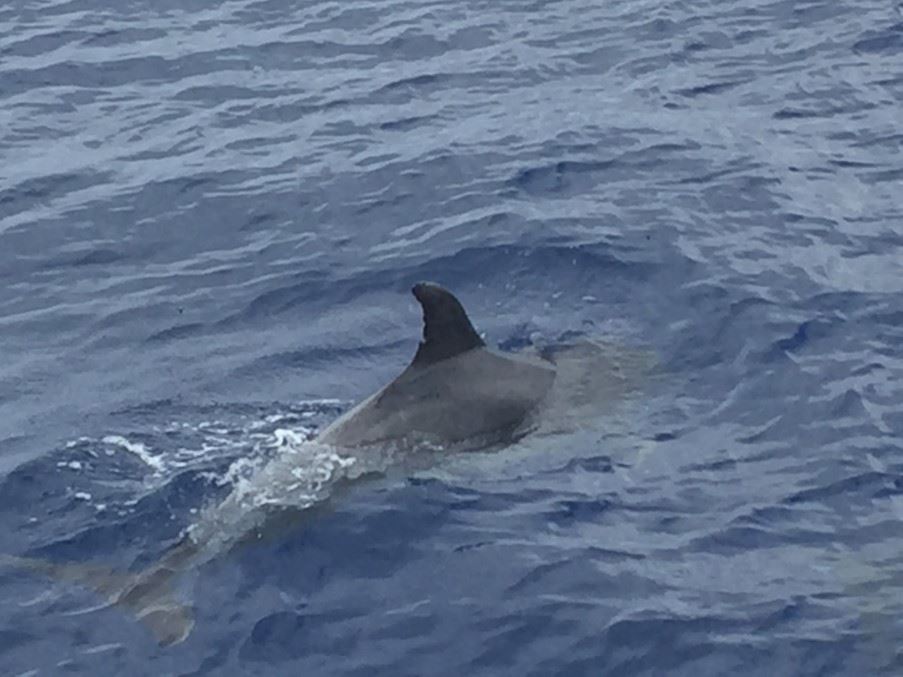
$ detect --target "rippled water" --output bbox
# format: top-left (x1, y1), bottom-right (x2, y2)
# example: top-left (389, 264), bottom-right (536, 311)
top-left (2, 0), bottom-right (903, 674)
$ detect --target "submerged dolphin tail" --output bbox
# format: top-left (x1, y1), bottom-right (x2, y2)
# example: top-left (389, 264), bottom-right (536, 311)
top-left (411, 282), bottom-right (485, 366)
top-left (1, 542), bottom-right (198, 646)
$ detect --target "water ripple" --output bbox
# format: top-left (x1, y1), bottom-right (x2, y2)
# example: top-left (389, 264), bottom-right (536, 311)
top-left (2, 0), bottom-right (903, 674)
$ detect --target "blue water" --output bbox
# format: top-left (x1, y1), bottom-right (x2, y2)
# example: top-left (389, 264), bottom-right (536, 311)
top-left (2, 0), bottom-right (903, 674)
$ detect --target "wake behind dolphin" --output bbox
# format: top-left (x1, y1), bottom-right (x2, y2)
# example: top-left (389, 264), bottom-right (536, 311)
top-left (4, 282), bottom-right (654, 645)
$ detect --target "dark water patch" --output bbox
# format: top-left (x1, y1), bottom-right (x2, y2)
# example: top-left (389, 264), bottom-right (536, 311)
top-left (548, 497), bottom-right (614, 526)
top-left (852, 131), bottom-right (903, 149)
top-left (675, 79), bottom-right (748, 97)
top-left (731, 504), bottom-right (796, 528)
top-left (829, 159), bottom-right (878, 170)
top-left (71, 248), bottom-right (123, 266)
top-left (853, 23), bottom-right (903, 54)
top-left (682, 457), bottom-right (739, 473)
top-left (147, 322), bottom-right (207, 343)
top-left (174, 84), bottom-right (270, 104)
top-left (672, 157), bottom-right (766, 186)
top-left (470, 604), bottom-right (583, 670)
top-left (557, 455), bottom-right (615, 475)
top-left (179, 646), bottom-right (232, 677)
top-left (564, 44), bottom-right (625, 72)
top-left (0, 29), bottom-right (91, 58)
top-left (81, 26), bottom-right (168, 47)
top-left (512, 159), bottom-right (615, 196)
top-left (588, 614), bottom-right (751, 676)
top-left (511, 142), bottom-right (702, 197)
top-left (783, 471), bottom-right (895, 507)
top-left (688, 524), bottom-right (833, 553)
top-left (0, 170), bottom-right (111, 219)
top-left (0, 628), bottom-right (38, 656)
top-left (770, 318), bottom-right (834, 354)
top-left (239, 611), bottom-right (310, 663)
top-left (379, 114), bottom-right (437, 132)
top-left (773, 101), bottom-right (878, 120)
top-left (861, 167), bottom-right (903, 184)
top-left (382, 29), bottom-right (452, 60)
top-left (375, 72), bottom-right (445, 94)
top-left (36, 247), bottom-right (127, 271)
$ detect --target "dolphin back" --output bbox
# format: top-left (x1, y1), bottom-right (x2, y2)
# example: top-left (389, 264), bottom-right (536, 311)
top-left (319, 347), bottom-right (555, 449)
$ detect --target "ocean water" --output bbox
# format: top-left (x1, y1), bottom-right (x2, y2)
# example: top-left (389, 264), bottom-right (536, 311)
top-left (2, 0), bottom-right (903, 674)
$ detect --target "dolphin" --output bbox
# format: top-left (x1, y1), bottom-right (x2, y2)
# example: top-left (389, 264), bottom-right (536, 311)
top-left (318, 282), bottom-right (556, 450)
top-left (3, 281), bottom-right (652, 646)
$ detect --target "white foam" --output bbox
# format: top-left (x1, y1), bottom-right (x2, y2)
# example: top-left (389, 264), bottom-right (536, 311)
top-left (273, 427), bottom-right (311, 449)
top-left (55, 402), bottom-right (354, 553)
top-left (185, 432), bottom-right (361, 552)
top-left (80, 643), bottom-right (124, 656)
top-left (102, 435), bottom-right (166, 473)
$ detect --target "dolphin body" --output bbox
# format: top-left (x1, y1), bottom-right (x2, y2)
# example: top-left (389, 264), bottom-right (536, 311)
top-left (6, 282), bottom-right (648, 646)
top-left (318, 282), bottom-right (555, 450)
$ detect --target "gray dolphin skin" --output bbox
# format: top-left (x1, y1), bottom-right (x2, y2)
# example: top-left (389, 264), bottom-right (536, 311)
top-left (318, 282), bottom-right (556, 449)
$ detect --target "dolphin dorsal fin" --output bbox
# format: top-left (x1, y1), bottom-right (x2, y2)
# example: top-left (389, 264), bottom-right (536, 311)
top-left (410, 282), bottom-right (485, 367)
